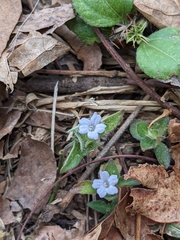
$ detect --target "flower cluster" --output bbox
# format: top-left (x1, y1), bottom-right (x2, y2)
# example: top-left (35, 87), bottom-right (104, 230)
top-left (78, 112), bottom-right (106, 140)
top-left (92, 171), bottom-right (118, 198)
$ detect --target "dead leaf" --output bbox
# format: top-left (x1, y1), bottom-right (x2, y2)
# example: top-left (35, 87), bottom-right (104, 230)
top-left (5, 138), bottom-right (57, 211)
top-left (15, 4), bottom-right (75, 33)
top-left (0, 0), bottom-right (22, 56)
top-left (34, 220), bottom-right (85, 240)
top-left (125, 164), bottom-right (180, 223)
top-left (8, 31), bottom-right (70, 76)
top-left (0, 109), bottom-right (22, 140)
top-left (0, 52), bottom-right (18, 91)
top-left (168, 118), bottom-right (180, 143)
top-left (134, 0), bottom-right (180, 29)
top-left (56, 25), bottom-right (102, 70)
top-left (171, 143), bottom-right (180, 170)
top-left (0, 198), bottom-right (16, 225)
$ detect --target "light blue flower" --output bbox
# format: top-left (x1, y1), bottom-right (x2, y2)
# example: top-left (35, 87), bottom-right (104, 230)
top-left (92, 171), bottom-right (118, 198)
top-left (78, 112), bottom-right (106, 140)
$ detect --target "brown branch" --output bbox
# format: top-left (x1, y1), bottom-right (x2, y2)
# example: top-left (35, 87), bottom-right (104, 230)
top-left (93, 27), bottom-right (180, 119)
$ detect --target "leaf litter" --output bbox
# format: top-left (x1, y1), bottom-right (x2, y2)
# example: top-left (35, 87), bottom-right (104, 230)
top-left (0, 0), bottom-right (180, 240)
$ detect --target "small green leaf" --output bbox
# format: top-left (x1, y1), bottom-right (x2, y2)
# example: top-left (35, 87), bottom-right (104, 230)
top-left (137, 27), bottom-right (180, 81)
top-left (71, 180), bottom-right (96, 194)
top-left (103, 160), bottom-right (121, 177)
top-left (72, 0), bottom-right (134, 27)
top-left (154, 142), bottom-right (170, 169)
top-left (117, 176), bottom-right (140, 187)
top-left (130, 120), bottom-right (148, 140)
top-left (88, 200), bottom-right (111, 214)
top-left (165, 223), bottom-right (180, 238)
top-left (102, 111), bottom-right (124, 135)
top-left (140, 136), bottom-right (157, 151)
top-left (150, 117), bottom-right (169, 137)
top-left (66, 16), bottom-right (100, 45)
top-left (60, 141), bottom-right (84, 173)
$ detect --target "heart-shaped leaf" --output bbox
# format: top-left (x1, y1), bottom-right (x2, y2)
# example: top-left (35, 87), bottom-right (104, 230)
top-left (72, 0), bottom-right (134, 27)
top-left (137, 27), bottom-right (180, 81)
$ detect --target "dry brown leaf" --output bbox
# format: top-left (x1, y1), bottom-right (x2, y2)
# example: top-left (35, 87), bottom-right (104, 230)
top-left (0, 109), bottom-right (21, 140)
top-left (8, 31), bottom-right (70, 76)
top-left (134, 0), bottom-right (180, 29)
top-left (56, 25), bottom-right (102, 70)
top-left (125, 164), bottom-right (180, 223)
top-left (15, 4), bottom-right (75, 33)
top-left (0, 0), bottom-right (22, 56)
top-left (168, 118), bottom-right (180, 143)
top-left (34, 220), bottom-right (85, 240)
top-left (0, 198), bottom-right (16, 225)
top-left (0, 52), bottom-right (18, 91)
top-left (5, 138), bottom-right (57, 211)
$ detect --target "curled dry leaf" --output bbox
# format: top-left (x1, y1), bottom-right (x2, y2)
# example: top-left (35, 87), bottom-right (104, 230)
top-left (8, 31), bottom-right (70, 76)
top-left (5, 138), bottom-right (57, 211)
top-left (56, 25), bottom-right (102, 70)
top-left (134, 0), bottom-right (180, 29)
top-left (168, 118), bottom-right (180, 143)
top-left (125, 164), bottom-right (180, 223)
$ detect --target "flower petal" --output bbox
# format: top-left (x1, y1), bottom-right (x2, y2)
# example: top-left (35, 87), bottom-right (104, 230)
top-left (106, 185), bottom-right (118, 195)
top-left (92, 179), bottom-right (103, 189)
top-left (95, 123), bottom-right (106, 134)
top-left (87, 131), bottom-right (98, 140)
top-left (108, 175), bottom-right (118, 185)
top-left (100, 171), bottom-right (109, 181)
top-left (79, 125), bottom-right (89, 134)
top-left (79, 118), bottom-right (90, 125)
top-left (97, 186), bottom-right (107, 198)
top-left (91, 112), bottom-right (101, 125)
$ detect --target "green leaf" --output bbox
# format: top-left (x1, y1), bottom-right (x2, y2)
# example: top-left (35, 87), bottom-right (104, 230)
top-left (117, 176), bottom-right (140, 187)
top-left (102, 111), bottom-right (124, 135)
top-left (137, 27), bottom-right (180, 81)
top-left (165, 223), bottom-right (180, 238)
top-left (150, 117), bottom-right (169, 137)
top-left (154, 142), bottom-right (170, 169)
top-left (71, 180), bottom-right (96, 194)
top-left (88, 200), bottom-right (111, 214)
top-left (60, 140), bottom-right (84, 173)
top-left (72, 0), bottom-right (134, 27)
top-left (104, 160), bottom-right (121, 177)
top-left (66, 16), bottom-right (100, 45)
top-left (130, 120), bottom-right (148, 140)
top-left (140, 136), bottom-right (157, 151)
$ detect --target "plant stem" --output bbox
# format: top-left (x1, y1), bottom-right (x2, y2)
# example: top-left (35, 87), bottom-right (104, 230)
top-left (93, 27), bottom-right (180, 119)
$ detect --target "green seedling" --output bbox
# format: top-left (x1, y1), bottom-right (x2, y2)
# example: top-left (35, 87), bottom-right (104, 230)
top-left (130, 116), bottom-right (170, 168)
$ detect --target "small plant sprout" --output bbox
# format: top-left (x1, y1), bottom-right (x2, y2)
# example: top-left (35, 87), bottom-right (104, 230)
top-left (92, 170), bottom-right (118, 198)
top-left (79, 112), bottom-right (106, 140)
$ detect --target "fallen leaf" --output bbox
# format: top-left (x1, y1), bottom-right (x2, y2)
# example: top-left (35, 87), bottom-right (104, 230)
top-left (0, 109), bottom-right (21, 140)
top-left (0, 0), bottom-right (22, 56)
top-left (168, 118), bottom-right (180, 143)
top-left (0, 198), bottom-right (16, 225)
top-left (134, 0), bottom-right (180, 29)
top-left (56, 25), bottom-right (102, 70)
top-left (15, 4), bottom-right (75, 33)
top-left (125, 164), bottom-right (180, 223)
top-left (5, 138), bottom-right (57, 211)
top-left (0, 52), bottom-right (18, 91)
top-left (171, 144), bottom-right (180, 170)
top-left (34, 220), bottom-right (85, 240)
top-left (8, 31), bottom-right (70, 76)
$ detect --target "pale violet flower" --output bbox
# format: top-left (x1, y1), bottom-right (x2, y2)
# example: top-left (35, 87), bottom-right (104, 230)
top-left (92, 171), bottom-right (118, 198)
top-left (78, 112), bottom-right (106, 140)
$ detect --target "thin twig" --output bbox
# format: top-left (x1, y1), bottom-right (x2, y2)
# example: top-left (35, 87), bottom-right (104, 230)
top-left (93, 27), bottom-right (180, 119)
top-left (51, 82), bottom-right (58, 151)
